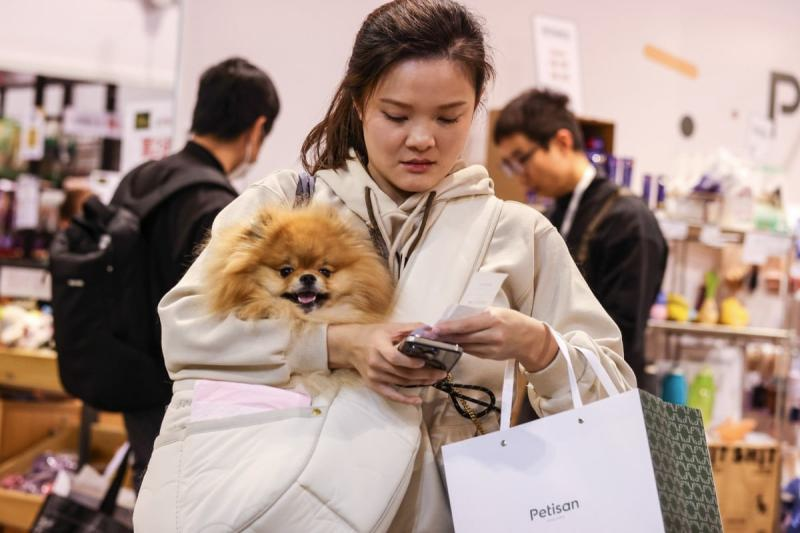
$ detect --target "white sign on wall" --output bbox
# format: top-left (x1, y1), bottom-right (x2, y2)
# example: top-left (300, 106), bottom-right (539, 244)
top-left (745, 115), bottom-right (775, 164)
top-left (63, 108), bottom-right (121, 139)
top-left (532, 15), bottom-right (583, 114)
top-left (0, 266), bottom-right (51, 301)
top-left (13, 174), bottom-right (40, 230)
top-left (120, 100), bottom-right (174, 175)
top-left (18, 109), bottom-right (46, 161)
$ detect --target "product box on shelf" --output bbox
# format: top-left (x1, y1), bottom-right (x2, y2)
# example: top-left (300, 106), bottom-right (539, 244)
top-left (0, 423), bottom-right (126, 530)
top-left (708, 442), bottom-right (780, 533)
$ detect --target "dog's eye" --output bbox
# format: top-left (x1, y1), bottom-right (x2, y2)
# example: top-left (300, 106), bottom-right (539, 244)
top-left (279, 266), bottom-right (294, 278)
top-left (319, 268), bottom-right (332, 278)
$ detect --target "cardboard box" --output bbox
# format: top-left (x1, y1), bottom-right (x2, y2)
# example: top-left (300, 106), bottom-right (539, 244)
top-left (709, 443), bottom-right (780, 533)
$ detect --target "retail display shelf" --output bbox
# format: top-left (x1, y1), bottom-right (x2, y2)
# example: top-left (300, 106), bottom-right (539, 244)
top-left (647, 319), bottom-right (791, 343)
top-left (0, 347), bottom-right (62, 393)
top-left (0, 258), bottom-right (48, 270)
top-left (0, 424), bottom-right (126, 530)
top-left (657, 217), bottom-right (791, 246)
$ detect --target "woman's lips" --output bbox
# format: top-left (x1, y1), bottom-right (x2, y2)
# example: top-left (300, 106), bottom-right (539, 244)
top-left (401, 160), bottom-right (434, 173)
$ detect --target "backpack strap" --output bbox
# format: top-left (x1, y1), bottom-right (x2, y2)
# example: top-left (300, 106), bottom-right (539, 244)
top-left (116, 163), bottom-right (236, 221)
top-left (294, 171), bottom-right (317, 207)
top-left (575, 187), bottom-right (634, 267)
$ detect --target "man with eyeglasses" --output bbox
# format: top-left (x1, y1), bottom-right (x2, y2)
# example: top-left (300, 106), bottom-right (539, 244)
top-left (493, 89), bottom-right (667, 388)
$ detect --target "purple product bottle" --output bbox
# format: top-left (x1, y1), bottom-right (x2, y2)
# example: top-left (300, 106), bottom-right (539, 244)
top-left (621, 158), bottom-right (633, 188)
top-left (607, 155), bottom-right (617, 182)
top-left (642, 174), bottom-right (652, 208)
top-left (656, 176), bottom-right (666, 209)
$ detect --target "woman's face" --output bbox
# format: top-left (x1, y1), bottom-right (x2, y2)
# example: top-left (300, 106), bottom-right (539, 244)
top-left (360, 58), bottom-right (477, 202)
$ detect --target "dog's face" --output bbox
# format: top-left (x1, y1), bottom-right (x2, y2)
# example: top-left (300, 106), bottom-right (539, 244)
top-left (224, 206), bottom-right (392, 318)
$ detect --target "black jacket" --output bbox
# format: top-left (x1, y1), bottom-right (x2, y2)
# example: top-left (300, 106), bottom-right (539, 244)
top-left (114, 141), bottom-right (237, 405)
top-left (547, 173), bottom-right (667, 383)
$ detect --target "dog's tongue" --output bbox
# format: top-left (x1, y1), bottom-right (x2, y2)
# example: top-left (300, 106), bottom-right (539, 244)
top-left (298, 292), bottom-right (317, 305)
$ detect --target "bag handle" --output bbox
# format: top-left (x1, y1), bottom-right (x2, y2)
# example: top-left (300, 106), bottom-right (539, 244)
top-left (294, 171), bottom-right (316, 207)
top-left (500, 325), bottom-right (620, 430)
top-left (98, 443), bottom-right (131, 516)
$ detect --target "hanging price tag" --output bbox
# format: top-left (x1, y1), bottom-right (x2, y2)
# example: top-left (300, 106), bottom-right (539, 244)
top-left (742, 232), bottom-right (791, 265)
top-left (13, 174), bottom-right (40, 230)
top-left (658, 218), bottom-right (689, 241)
top-left (699, 225), bottom-right (724, 248)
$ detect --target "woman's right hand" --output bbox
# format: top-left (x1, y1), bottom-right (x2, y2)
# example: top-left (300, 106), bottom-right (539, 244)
top-left (327, 323), bottom-right (448, 405)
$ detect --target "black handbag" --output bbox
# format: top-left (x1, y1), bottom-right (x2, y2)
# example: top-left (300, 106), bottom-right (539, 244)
top-left (30, 446), bottom-right (132, 533)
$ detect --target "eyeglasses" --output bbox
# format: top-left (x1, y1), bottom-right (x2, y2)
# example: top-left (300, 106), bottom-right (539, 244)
top-left (500, 147), bottom-right (538, 178)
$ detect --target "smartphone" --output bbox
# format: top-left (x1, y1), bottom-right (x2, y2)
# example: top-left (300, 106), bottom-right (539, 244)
top-left (398, 335), bottom-right (463, 372)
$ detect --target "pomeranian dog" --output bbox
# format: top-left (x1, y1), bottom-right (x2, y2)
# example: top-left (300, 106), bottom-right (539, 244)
top-left (204, 204), bottom-right (394, 324)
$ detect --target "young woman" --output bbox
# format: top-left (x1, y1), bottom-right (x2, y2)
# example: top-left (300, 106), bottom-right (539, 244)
top-left (134, 1), bottom-right (635, 531)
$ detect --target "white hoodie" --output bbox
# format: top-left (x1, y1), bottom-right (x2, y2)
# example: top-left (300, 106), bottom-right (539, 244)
top-left (152, 157), bottom-right (635, 532)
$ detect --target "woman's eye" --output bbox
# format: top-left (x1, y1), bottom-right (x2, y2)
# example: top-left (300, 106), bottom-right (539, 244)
top-left (319, 268), bottom-right (332, 278)
top-left (438, 116), bottom-right (459, 125)
top-left (279, 266), bottom-right (294, 278)
top-left (383, 112), bottom-right (407, 123)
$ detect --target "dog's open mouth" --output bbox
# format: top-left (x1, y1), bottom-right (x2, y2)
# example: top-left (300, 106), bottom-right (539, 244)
top-left (281, 290), bottom-right (329, 312)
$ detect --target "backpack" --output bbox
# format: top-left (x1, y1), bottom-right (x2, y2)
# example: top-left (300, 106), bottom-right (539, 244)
top-left (49, 162), bottom-right (234, 412)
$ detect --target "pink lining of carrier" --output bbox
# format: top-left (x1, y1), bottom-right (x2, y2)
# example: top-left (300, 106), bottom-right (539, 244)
top-left (190, 380), bottom-right (311, 422)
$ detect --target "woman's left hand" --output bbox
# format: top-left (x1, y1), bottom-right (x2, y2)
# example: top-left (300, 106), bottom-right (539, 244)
top-left (432, 308), bottom-right (558, 373)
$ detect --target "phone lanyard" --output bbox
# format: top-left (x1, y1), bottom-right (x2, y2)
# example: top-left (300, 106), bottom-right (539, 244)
top-left (432, 375), bottom-right (499, 435)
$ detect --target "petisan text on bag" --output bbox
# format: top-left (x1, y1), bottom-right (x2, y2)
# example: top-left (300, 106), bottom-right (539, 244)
top-left (529, 500), bottom-right (580, 521)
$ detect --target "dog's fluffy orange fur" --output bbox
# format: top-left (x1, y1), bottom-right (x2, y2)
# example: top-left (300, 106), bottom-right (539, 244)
top-left (205, 204), bottom-right (394, 324)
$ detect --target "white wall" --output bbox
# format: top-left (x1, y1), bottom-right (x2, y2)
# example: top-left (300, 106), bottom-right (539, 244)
top-left (1, 0), bottom-right (179, 89)
top-left (175, 0), bottom-right (371, 176)
top-left (175, 0), bottom-right (800, 199)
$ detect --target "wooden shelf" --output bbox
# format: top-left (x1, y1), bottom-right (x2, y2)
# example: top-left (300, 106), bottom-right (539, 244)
top-left (647, 319), bottom-right (791, 343)
top-left (0, 258), bottom-right (48, 270)
top-left (657, 216), bottom-right (792, 246)
top-left (0, 424), bottom-right (126, 530)
top-left (0, 347), bottom-right (62, 393)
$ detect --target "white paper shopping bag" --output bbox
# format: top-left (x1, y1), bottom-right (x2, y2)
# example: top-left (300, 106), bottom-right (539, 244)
top-left (442, 328), bottom-right (721, 533)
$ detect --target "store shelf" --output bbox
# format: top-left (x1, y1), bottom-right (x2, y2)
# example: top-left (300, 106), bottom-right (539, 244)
top-left (657, 216), bottom-right (791, 246)
top-left (686, 224), bottom-right (745, 244)
top-left (0, 424), bottom-right (126, 530)
top-left (0, 258), bottom-right (48, 270)
top-left (0, 347), bottom-right (62, 393)
top-left (647, 319), bottom-right (791, 343)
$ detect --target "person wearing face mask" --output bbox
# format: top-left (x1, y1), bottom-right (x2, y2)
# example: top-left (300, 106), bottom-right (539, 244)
top-left (110, 56), bottom-right (280, 492)
top-left (493, 89), bottom-right (667, 387)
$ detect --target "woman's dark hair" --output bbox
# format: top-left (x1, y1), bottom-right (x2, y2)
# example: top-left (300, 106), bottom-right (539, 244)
top-left (301, 0), bottom-right (493, 174)
top-left (191, 57), bottom-right (280, 141)
top-left (493, 89), bottom-right (584, 152)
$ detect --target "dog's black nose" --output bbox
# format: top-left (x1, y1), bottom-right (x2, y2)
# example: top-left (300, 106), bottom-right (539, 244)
top-left (300, 274), bottom-right (317, 286)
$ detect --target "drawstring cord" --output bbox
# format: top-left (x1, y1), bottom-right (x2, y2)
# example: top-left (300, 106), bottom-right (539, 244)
top-left (364, 187), bottom-right (436, 278)
top-left (403, 192), bottom-right (435, 267)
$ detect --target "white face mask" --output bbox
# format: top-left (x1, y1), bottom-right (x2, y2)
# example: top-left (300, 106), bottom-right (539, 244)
top-left (228, 142), bottom-right (254, 189)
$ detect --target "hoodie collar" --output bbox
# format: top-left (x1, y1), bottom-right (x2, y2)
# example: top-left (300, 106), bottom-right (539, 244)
top-left (316, 154), bottom-right (495, 220)
top-left (316, 154), bottom-right (495, 278)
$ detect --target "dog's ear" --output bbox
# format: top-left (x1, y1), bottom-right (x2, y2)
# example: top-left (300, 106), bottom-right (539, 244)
top-left (244, 210), bottom-right (273, 240)
top-left (244, 225), bottom-right (263, 240)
